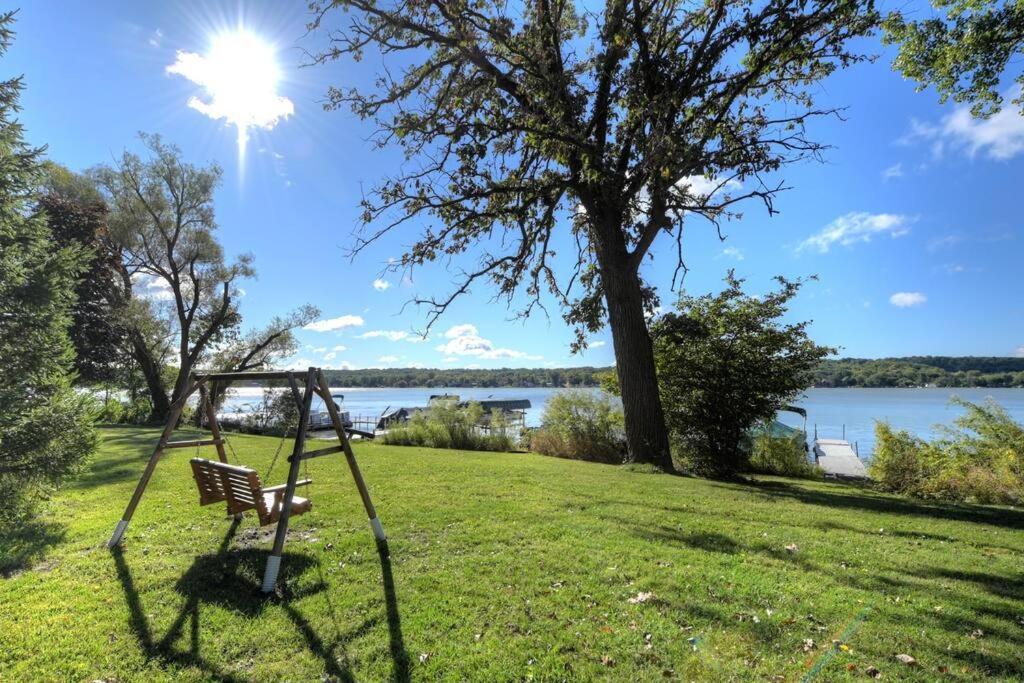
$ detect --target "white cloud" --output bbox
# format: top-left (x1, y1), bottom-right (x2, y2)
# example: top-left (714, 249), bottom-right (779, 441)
top-left (590, 340), bottom-right (607, 348)
top-left (882, 163), bottom-right (903, 180)
top-left (442, 356), bottom-right (459, 363)
top-left (312, 346), bottom-right (327, 354)
top-left (303, 315), bottom-right (364, 332)
top-left (378, 355), bottom-right (398, 363)
top-left (1014, 346), bottom-right (1024, 358)
top-left (358, 330), bottom-right (428, 343)
top-left (900, 91), bottom-right (1024, 161)
top-left (324, 352), bottom-right (337, 360)
top-left (131, 273), bottom-right (174, 301)
top-left (331, 345), bottom-right (347, 352)
top-left (720, 246), bottom-right (744, 261)
top-left (148, 28), bottom-right (164, 48)
top-left (675, 175), bottom-right (742, 199)
top-left (928, 234), bottom-right (962, 252)
top-left (166, 33), bottom-right (294, 147)
top-left (444, 324), bottom-right (478, 339)
top-left (889, 292), bottom-right (927, 308)
top-left (372, 278), bottom-right (392, 291)
top-left (943, 103), bottom-right (1024, 160)
top-left (798, 212), bottom-right (913, 253)
top-left (435, 324), bottom-right (541, 360)
top-left (359, 330), bottom-right (410, 341)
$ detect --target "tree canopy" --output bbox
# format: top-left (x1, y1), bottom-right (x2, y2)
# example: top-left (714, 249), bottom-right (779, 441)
top-left (885, 0), bottom-right (1024, 117)
top-left (40, 167), bottom-right (126, 385)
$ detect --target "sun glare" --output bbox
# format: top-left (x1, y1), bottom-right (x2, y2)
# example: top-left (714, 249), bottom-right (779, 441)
top-left (167, 29), bottom-right (294, 168)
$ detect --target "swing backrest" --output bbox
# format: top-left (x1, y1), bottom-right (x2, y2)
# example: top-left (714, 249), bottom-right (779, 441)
top-left (190, 458), bottom-right (266, 518)
top-left (190, 458), bottom-right (312, 526)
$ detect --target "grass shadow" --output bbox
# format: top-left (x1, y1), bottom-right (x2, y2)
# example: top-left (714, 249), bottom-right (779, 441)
top-left (742, 479), bottom-right (1024, 530)
top-left (112, 521), bottom-right (410, 681)
top-left (377, 541), bottom-right (411, 682)
top-left (113, 519), bottom-right (347, 680)
top-left (0, 516), bottom-right (66, 578)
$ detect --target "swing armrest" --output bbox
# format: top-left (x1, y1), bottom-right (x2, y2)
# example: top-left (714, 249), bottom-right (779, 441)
top-left (262, 479), bottom-right (311, 493)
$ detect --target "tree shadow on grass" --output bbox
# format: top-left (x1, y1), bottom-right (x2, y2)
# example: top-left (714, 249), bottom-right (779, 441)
top-left (0, 516), bottom-right (66, 578)
top-left (739, 479), bottom-right (1024, 530)
top-left (112, 521), bottom-right (409, 682)
top-left (74, 427), bottom-right (201, 490)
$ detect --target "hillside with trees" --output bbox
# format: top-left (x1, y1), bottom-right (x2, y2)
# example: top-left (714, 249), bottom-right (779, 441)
top-left (815, 357), bottom-right (1024, 388)
top-left (313, 357), bottom-right (1024, 389)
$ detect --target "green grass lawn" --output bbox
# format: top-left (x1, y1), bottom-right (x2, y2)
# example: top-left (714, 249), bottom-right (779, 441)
top-left (2, 426), bottom-right (1022, 681)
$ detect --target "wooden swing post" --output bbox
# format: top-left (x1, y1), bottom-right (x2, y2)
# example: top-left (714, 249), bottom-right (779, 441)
top-left (261, 368), bottom-right (317, 592)
top-left (107, 376), bottom-right (207, 547)
top-left (315, 368), bottom-right (387, 544)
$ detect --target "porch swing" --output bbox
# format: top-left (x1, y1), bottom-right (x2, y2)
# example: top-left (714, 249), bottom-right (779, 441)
top-left (106, 367), bottom-right (387, 592)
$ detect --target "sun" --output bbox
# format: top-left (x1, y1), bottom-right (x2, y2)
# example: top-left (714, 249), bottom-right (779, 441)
top-left (167, 29), bottom-right (294, 165)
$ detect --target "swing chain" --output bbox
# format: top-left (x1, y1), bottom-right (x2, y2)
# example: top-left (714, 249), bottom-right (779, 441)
top-left (263, 423), bottom-right (292, 480)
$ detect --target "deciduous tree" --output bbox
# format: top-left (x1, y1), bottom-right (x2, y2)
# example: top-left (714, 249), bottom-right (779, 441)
top-left (309, 0), bottom-right (878, 468)
top-left (92, 135), bottom-right (252, 422)
top-left (40, 164), bottom-right (127, 385)
top-left (885, 0), bottom-right (1024, 117)
top-left (651, 273), bottom-right (832, 477)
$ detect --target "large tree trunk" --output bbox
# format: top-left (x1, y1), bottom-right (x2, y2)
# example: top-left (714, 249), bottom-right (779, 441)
top-left (129, 330), bottom-right (170, 423)
top-left (600, 255), bottom-right (674, 471)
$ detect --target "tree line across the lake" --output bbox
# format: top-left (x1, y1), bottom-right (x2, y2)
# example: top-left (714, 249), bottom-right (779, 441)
top-left (312, 356), bottom-right (1024, 389)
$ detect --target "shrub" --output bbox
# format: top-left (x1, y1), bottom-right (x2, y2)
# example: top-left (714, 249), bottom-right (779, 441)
top-left (871, 399), bottom-right (1024, 505)
top-left (871, 423), bottom-right (930, 493)
top-left (529, 391), bottom-right (626, 463)
top-left (651, 273), bottom-right (832, 478)
top-left (0, 390), bottom-right (98, 520)
top-left (382, 400), bottom-right (516, 452)
top-left (748, 428), bottom-right (819, 478)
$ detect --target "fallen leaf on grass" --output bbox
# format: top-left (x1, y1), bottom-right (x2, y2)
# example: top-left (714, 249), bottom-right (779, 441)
top-left (628, 591), bottom-right (655, 604)
top-left (785, 543), bottom-right (799, 553)
top-left (895, 654), bottom-right (917, 666)
top-left (418, 653), bottom-right (431, 664)
top-left (938, 665), bottom-right (949, 673)
top-left (600, 655), bottom-right (616, 667)
top-left (802, 639), bottom-right (816, 652)
top-left (865, 665), bottom-right (881, 678)
top-left (969, 629), bottom-right (984, 639)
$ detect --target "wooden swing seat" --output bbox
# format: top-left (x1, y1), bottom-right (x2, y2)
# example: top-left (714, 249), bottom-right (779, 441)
top-left (190, 458), bottom-right (312, 526)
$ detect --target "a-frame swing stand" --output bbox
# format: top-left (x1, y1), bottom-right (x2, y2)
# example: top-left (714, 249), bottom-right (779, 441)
top-left (107, 367), bottom-right (386, 592)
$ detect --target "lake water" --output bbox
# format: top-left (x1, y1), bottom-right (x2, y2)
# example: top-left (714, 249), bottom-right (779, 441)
top-left (220, 386), bottom-right (1024, 458)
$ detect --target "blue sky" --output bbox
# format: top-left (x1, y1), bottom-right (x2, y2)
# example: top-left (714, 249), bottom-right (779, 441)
top-left (7, 1), bottom-right (1024, 369)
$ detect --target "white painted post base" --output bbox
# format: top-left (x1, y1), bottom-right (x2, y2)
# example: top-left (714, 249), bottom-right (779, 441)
top-left (370, 517), bottom-right (387, 542)
top-left (262, 555), bottom-right (282, 593)
top-left (108, 520), bottom-right (129, 548)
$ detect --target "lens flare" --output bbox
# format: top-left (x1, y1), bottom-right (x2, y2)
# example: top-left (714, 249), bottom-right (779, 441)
top-left (167, 29), bottom-right (293, 169)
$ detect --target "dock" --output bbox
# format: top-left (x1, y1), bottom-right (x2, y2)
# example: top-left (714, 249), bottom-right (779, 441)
top-left (813, 439), bottom-right (869, 479)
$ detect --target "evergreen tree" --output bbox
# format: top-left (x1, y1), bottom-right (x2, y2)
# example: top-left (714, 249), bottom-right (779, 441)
top-left (0, 12), bottom-right (96, 514)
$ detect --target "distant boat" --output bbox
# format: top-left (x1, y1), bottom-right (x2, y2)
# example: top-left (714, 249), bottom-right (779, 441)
top-left (377, 397), bottom-right (531, 430)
